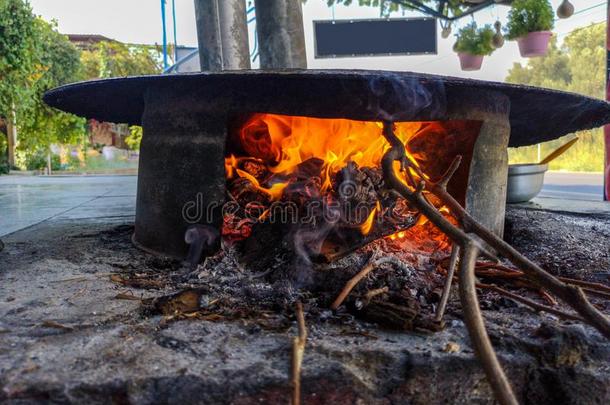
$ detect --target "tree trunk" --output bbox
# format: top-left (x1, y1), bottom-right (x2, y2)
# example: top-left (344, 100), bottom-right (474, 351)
top-left (193, 0), bottom-right (251, 71)
top-left (254, 0), bottom-right (307, 69)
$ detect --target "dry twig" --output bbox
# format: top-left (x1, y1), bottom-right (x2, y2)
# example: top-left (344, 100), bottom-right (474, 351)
top-left (330, 253), bottom-right (378, 310)
top-left (435, 244), bottom-right (460, 322)
top-left (291, 302), bottom-right (307, 405)
top-left (458, 244), bottom-right (518, 405)
top-left (477, 283), bottom-right (583, 322)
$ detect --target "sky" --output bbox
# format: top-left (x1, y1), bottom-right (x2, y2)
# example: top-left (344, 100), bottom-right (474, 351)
top-left (28, 0), bottom-right (607, 82)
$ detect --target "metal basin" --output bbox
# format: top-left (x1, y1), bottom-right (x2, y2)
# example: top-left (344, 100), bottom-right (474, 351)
top-left (506, 163), bottom-right (548, 203)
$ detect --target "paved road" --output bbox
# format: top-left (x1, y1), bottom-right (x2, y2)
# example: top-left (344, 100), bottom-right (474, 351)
top-left (0, 175), bottom-right (136, 237)
top-left (540, 171), bottom-right (604, 201)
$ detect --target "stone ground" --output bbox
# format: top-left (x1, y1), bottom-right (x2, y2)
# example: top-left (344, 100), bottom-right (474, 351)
top-left (0, 176), bottom-right (609, 404)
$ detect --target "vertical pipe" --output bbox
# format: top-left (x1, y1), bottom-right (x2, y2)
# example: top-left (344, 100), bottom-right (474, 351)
top-left (172, 0), bottom-right (178, 62)
top-left (254, 0), bottom-right (307, 69)
top-left (605, 1), bottom-right (610, 200)
top-left (194, 0), bottom-right (250, 71)
top-left (161, 0), bottom-right (168, 69)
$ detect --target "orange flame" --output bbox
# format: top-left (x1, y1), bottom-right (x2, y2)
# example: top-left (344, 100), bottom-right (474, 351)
top-left (235, 167), bottom-right (287, 200)
top-left (221, 114), bottom-right (480, 254)
top-left (360, 201), bottom-right (381, 235)
top-left (228, 114), bottom-right (429, 200)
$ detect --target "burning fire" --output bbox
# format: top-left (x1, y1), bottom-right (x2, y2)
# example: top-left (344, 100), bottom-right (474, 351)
top-left (228, 114), bottom-right (426, 200)
top-left (224, 113), bottom-right (479, 256)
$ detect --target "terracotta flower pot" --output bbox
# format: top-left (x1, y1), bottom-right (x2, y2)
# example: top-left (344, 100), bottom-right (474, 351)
top-left (458, 53), bottom-right (484, 71)
top-left (517, 31), bottom-right (552, 57)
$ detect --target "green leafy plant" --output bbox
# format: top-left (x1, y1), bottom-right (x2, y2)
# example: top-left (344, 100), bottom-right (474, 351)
top-left (24, 151), bottom-right (61, 171)
top-left (125, 126), bottom-right (143, 151)
top-left (321, 0), bottom-right (468, 19)
top-left (454, 23), bottom-right (495, 56)
top-left (505, 0), bottom-right (554, 40)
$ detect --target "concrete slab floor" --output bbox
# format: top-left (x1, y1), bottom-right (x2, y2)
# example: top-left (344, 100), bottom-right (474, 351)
top-left (0, 212), bottom-right (609, 403)
top-left (0, 175), bottom-right (609, 403)
top-left (0, 175), bottom-right (136, 237)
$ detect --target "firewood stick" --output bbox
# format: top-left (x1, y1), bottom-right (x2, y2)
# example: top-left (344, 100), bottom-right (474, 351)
top-left (381, 125), bottom-right (517, 404)
top-left (458, 244), bottom-right (518, 405)
top-left (435, 244), bottom-right (460, 322)
top-left (380, 121), bottom-right (610, 339)
top-left (330, 254), bottom-right (409, 310)
top-left (330, 253), bottom-right (377, 310)
top-left (363, 286), bottom-right (389, 303)
top-left (291, 302), bottom-right (307, 405)
top-left (477, 283), bottom-right (583, 322)
top-left (539, 289), bottom-right (558, 306)
top-left (558, 277), bottom-right (610, 294)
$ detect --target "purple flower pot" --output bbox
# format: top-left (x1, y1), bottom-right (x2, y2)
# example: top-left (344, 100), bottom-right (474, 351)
top-left (458, 53), bottom-right (484, 71)
top-left (517, 31), bottom-right (552, 58)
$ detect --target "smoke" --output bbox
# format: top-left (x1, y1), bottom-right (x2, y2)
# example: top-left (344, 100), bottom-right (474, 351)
top-left (184, 224), bottom-right (220, 266)
top-left (366, 73), bottom-right (447, 122)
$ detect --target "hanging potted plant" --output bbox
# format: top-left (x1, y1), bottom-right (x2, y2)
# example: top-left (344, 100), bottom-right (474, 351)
top-left (453, 22), bottom-right (495, 71)
top-left (505, 0), bottom-right (555, 57)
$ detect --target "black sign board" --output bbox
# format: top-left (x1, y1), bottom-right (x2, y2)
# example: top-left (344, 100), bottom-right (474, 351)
top-left (314, 18), bottom-right (437, 58)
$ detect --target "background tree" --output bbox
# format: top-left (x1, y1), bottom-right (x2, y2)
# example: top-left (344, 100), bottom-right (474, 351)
top-left (17, 18), bottom-right (87, 168)
top-left (79, 41), bottom-right (163, 80)
top-left (320, 0), bottom-right (467, 17)
top-left (506, 23), bottom-right (605, 172)
top-left (0, 0), bottom-right (38, 169)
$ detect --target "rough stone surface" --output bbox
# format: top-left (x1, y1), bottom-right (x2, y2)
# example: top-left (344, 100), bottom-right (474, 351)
top-left (1, 210), bottom-right (609, 404)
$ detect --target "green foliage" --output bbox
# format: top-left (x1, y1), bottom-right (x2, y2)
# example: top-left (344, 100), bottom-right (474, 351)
top-left (79, 41), bottom-right (163, 80)
top-left (505, 37), bottom-right (570, 88)
top-left (125, 126), bottom-right (143, 150)
top-left (0, 1), bottom-right (161, 170)
top-left (16, 18), bottom-right (87, 155)
top-left (24, 151), bottom-right (60, 171)
top-left (0, 0), bottom-right (38, 117)
top-left (320, 0), bottom-right (466, 18)
top-left (0, 1), bottom-right (87, 165)
top-left (0, 134), bottom-right (7, 174)
top-left (506, 23), bottom-right (605, 172)
top-left (505, 0), bottom-right (554, 40)
top-left (454, 23), bottom-right (495, 56)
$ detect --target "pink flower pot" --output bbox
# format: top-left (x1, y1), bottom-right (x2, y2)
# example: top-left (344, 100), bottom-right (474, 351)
top-left (458, 53), bottom-right (484, 71)
top-left (517, 31), bottom-right (552, 57)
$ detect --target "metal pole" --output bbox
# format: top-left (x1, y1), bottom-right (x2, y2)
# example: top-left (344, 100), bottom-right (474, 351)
top-left (194, 0), bottom-right (250, 71)
top-left (161, 0), bottom-right (168, 69)
top-left (172, 0), bottom-right (178, 62)
top-left (605, 1), bottom-right (610, 200)
top-left (254, 0), bottom-right (307, 69)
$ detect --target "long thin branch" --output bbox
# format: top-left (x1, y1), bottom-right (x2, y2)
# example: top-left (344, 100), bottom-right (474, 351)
top-left (291, 302), bottom-right (307, 405)
top-left (380, 122), bottom-right (610, 339)
top-left (477, 283), bottom-right (584, 322)
top-left (381, 124), bottom-right (517, 404)
top-left (435, 244), bottom-right (460, 322)
top-left (459, 243), bottom-right (518, 405)
top-left (428, 180), bottom-right (610, 338)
